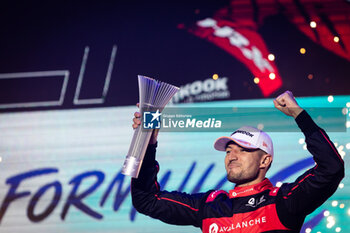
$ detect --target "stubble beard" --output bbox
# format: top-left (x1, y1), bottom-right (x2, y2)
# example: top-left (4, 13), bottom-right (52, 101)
top-left (227, 168), bottom-right (260, 185)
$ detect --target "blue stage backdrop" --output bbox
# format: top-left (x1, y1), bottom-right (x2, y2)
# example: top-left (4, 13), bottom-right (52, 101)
top-left (0, 95), bottom-right (349, 233)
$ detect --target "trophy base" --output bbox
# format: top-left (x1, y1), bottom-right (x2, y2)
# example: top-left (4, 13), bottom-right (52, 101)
top-left (121, 156), bottom-right (142, 178)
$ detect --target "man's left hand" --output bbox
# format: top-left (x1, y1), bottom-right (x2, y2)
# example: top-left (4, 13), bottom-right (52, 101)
top-left (273, 91), bottom-right (303, 119)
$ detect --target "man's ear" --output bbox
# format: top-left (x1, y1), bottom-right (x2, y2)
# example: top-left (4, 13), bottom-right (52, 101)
top-left (260, 154), bottom-right (272, 169)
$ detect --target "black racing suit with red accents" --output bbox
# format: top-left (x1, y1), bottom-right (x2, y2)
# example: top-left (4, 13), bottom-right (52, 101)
top-left (131, 110), bottom-right (344, 232)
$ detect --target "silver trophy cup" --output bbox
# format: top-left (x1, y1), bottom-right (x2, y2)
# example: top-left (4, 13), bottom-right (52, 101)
top-left (121, 75), bottom-right (179, 178)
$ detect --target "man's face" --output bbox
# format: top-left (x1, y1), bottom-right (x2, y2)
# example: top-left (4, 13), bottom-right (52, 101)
top-left (225, 142), bottom-right (263, 185)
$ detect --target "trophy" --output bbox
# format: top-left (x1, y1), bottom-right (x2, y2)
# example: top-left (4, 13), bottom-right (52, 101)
top-left (121, 75), bottom-right (180, 178)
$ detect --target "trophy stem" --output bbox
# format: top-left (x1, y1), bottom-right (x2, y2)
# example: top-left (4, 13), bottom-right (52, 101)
top-left (122, 126), bottom-right (153, 178)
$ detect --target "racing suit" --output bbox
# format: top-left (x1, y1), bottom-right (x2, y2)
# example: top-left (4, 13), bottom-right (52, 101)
top-left (131, 110), bottom-right (344, 232)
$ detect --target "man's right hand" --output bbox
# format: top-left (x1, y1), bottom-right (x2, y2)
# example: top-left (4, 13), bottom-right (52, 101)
top-left (132, 110), bottom-right (142, 130)
top-left (132, 103), bottom-right (159, 145)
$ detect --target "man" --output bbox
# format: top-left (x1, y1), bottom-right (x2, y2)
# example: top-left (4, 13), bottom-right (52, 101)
top-left (131, 91), bottom-right (344, 233)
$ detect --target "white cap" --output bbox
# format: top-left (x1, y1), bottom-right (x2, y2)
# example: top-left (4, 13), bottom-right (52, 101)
top-left (214, 126), bottom-right (273, 157)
